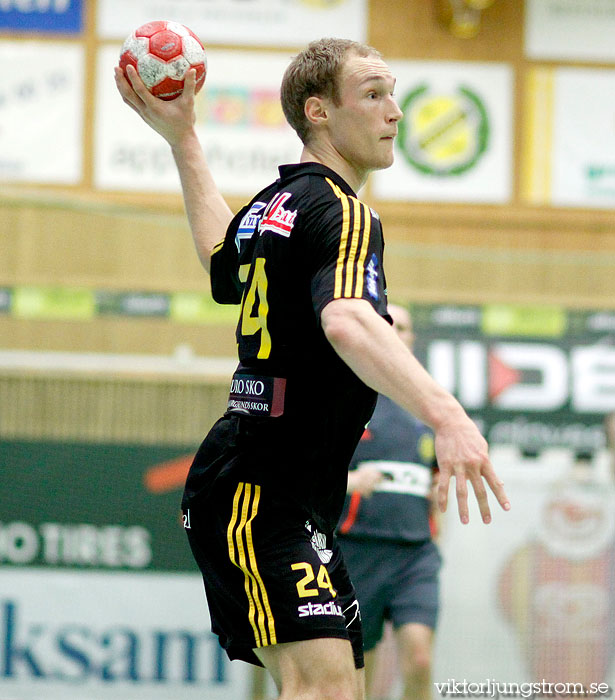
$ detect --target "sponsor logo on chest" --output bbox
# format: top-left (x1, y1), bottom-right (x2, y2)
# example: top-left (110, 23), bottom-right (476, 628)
top-left (259, 192), bottom-right (297, 237)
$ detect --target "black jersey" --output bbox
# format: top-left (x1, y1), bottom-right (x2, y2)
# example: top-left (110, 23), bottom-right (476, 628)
top-left (338, 395), bottom-right (437, 542)
top-left (182, 162), bottom-right (390, 533)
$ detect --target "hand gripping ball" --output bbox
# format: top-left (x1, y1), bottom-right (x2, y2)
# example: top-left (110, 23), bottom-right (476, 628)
top-left (119, 20), bottom-right (207, 100)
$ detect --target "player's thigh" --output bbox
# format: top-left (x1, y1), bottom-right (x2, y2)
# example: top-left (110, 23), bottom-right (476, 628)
top-left (254, 637), bottom-right (364, 700)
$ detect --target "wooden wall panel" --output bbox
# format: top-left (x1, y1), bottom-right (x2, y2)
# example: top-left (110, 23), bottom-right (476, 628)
top-left (2, 0), bottom-right (615, 357)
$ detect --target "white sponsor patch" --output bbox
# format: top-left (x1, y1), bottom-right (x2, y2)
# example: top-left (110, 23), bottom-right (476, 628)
top-left (359, 460), bottom-right (432, 497)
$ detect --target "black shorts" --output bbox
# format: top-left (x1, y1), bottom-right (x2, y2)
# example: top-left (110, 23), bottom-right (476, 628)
top-left (183, 478), bottom-right (364, 669)
top-left (338, 537), bottom-right (441, 652)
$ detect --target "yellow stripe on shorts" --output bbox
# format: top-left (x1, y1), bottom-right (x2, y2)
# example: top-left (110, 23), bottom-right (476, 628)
top-left (227, 482), bottom-right (277, 647)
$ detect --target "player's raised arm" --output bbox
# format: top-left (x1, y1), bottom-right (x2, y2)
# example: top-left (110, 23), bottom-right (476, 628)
top-left (321, 298), bottom-right (511, 525)
top-left (114, 64), bottom-right (233, 273)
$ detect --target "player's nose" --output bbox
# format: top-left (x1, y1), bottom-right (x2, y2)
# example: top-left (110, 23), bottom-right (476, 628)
top-left (388, 97), bottom-right (403, 123)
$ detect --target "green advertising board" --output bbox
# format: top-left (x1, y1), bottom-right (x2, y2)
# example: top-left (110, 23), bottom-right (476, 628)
top-left (411, 303), bottom-right (615, 454)
top-left (0, 441), bottom-right (198, 572)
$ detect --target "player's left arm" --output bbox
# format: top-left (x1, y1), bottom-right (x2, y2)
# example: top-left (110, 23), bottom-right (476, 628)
top-left (114, 66), bottom-right (233, 273)
top-left (321, 298), bottom-right (510, 525)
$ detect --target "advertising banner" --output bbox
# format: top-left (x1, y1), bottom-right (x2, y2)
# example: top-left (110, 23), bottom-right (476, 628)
top-left (0, 0), bottom-right (83, 34)
top-left (0, 440), bottom-right (251, 698)
top-left (0, 569), bottom-right (249, 699)
top-left (411, 304), bottom-right (615, 454)
top-left (525, 0), bottom-right (615, 62)
top-left (551, 68), bottom-right (615, 208)
top-left (522, 66), bottom-right (615, 209)
top-left (435, 447), bottom-right (615, 687)
top-left (0, 440), bottom-right (196, 571)
top-left (0, 41), bottom-right (84, 185)
top-left (97, 0), bottom-right (367, 46)
top-left (371, 60), bottom-right (513, 204)
top-left (95, 46), bottom-right (301, 194)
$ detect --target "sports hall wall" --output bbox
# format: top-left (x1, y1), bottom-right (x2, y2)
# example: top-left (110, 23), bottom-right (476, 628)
top-left (2, 2), bottom-right (615, 699)
top-left (3, 0), bottom-right (615, 360)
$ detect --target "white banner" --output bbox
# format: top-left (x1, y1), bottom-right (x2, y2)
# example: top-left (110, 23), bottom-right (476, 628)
top-left (0, 569), bottom-right (249, 700)
top-left (97, 0), bottom-right (367, 46)
top-left (525, 0), bottom-right (615, 62)
top-left (95, 47), bottom-right (301, 194)
top-left (434, 447), bottom-right (615, 687)
top-left (551, 68), bottom-right (615, 209)
top-left (370, 60), bottom-right (513, 204)
top-left (0, 41), bottom-right (83, 185)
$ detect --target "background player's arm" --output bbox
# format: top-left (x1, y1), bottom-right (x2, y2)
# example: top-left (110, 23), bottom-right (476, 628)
top-left (114, 66), bottom-right (233, 273)
top-left (347, 466), bottom-right (384, 497)
top-left (321, 298), bottom-right (510, 524)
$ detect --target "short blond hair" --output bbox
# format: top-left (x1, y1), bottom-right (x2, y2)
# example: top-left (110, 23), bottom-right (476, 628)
top-left (281, 37), bottom-right (382, 144)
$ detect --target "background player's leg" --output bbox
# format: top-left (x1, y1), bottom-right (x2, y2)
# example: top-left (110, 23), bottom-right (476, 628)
top-left (394, 621), bottom-right (434, 700)
top-left (362, 647), bottom-right (378, 698)
top-left (254, 637), bottom-right (365, 700)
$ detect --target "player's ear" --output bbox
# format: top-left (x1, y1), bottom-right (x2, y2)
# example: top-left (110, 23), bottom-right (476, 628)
top-left (304, 95), bottom-right (328, 128)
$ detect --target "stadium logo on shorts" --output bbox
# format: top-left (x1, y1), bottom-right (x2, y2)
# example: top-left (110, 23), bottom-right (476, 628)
top-left (397, 84), bottom-right (489, 177)
top-left (298, 601), bottom-right (344, 618)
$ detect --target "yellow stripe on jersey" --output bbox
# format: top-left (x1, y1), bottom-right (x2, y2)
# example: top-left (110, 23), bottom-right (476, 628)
top-left (332, 192), bottom-right (350, 298)
top-left (343, 198), bottom-right (363, 297)
top-left (226, 482), bottom-right (276, 648)
top-left (325, 178), bottom-right (372, 299)
top-left (353, 202), bottom-right (371, 296)
top-left (212, 239), bottom-right (225, 255)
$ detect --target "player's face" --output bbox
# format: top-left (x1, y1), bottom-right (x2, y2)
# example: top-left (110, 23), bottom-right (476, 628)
top-left (327, 53), bottom-right (403, 177)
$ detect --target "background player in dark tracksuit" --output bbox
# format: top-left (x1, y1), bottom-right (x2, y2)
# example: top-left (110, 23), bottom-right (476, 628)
top-left (338, 305), bottom-right (440, 700)
top-left (115, 37), bottom-right (510, 700)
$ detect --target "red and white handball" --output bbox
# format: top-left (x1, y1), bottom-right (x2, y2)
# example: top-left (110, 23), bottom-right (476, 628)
top-left (119, 20), bottom-right (207, 101)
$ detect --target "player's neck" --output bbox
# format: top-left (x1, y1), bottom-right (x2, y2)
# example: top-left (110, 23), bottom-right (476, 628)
top-left (299, 144), bottom-right (367, 194)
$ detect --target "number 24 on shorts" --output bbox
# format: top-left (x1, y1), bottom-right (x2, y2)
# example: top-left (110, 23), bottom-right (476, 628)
top-left (291, 562), bottom-right (337, 598)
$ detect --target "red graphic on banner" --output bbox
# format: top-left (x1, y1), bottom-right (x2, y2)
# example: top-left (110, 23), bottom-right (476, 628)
top-left (488, 350), bottom-right (522, 400)
top-left (144, 454), bottom-right (193, 493)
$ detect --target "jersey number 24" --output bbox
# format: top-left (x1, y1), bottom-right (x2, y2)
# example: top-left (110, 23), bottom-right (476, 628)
top-left (240, 257), bottom-right (271, 359)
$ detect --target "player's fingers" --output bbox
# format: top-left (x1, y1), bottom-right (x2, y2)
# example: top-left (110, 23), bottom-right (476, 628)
top-left (483, 464), bottom-right (511, 513)
top-left (437, 468), bottom-right (451, 514)
top-left (182, 68), bottom-right (197, 97)
top-left (114, 66), bottom-right (145, 110)
top-left (125, 63), bottom-right (152, 104)
top-left (455, 470), bottom-right (469, 524)
top-left (468, 473), bottom-right (491, 524)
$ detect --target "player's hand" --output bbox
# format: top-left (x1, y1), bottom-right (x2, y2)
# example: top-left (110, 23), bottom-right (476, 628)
top-left (347, 466), bottom-right (385, 497)
top-left (114, 64), bottom-right (197, 147)
top-left (434, 415), bottom-right (510, 524)
top-left (428, 470), bottom-right (440, 504)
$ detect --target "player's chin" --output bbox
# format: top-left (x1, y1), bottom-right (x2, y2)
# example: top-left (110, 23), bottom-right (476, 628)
top-left (375, 148), bottom-right (395, 170)
top-left (378, 140), bottom-right (395, 164)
